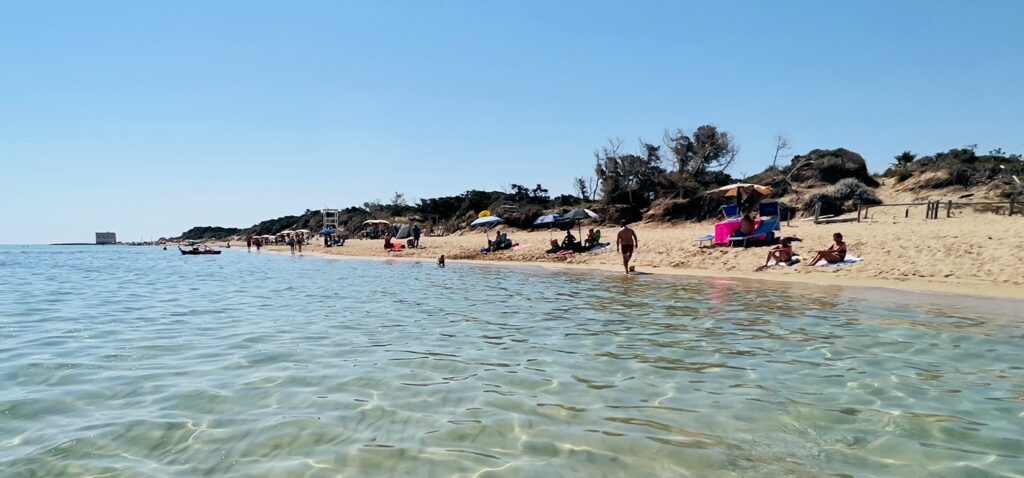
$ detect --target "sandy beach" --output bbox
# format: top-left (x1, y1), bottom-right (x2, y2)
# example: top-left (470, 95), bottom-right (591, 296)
top-left (259, 210), bottom-right (1024, 300)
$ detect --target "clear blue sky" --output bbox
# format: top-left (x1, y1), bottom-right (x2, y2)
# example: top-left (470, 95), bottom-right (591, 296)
top-left (2, 1), bottom-right (1022, 244)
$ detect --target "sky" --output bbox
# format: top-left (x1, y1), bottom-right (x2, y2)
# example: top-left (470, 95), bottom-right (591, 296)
top-left (1, 1), bottom-right (1022, 244)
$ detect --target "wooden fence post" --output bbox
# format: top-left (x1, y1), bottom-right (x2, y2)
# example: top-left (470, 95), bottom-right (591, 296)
top-left (1010, 198), bottom-right (1016, 217)
top-left (946, 200), bottom-right (952, 218)
top-left (857, 204), bottom-right (862, 222)
top-left (814, 202), bottom-right (821, 223)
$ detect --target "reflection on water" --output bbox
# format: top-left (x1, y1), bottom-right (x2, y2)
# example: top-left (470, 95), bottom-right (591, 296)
top-left (0, 246), bottom-right (1022, 477)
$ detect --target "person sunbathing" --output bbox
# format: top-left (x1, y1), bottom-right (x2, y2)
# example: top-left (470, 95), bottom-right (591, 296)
top-left (584, 228), bottom-right (597, 248)
top-left (810, 233), bottom-right (847, 265)
top-left (757, 238), bottom-right (796, 271)
top-left (734, 213), bottom-right (756, 237)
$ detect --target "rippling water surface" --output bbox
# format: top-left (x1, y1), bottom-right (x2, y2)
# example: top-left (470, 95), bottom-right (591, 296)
top-left (0, 246), bottom-right (1022, 477)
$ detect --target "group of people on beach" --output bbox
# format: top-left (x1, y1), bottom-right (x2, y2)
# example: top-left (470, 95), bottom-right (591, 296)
top-left (244, 233), bottom-right (307, 254)
top-left (245, 236), bottom-right (262, 252)
top-left (548, 227), bottom-right (604, 253)
top-left (240, 218), bottom-right (843, 277)
top-left (383, 224), bottom-right (422, 251)
top-left (757, 232), bottom-right (848, 271)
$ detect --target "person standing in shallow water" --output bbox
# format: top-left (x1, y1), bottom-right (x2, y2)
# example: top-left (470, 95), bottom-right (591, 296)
top-left (616, 221), bottom-right (638, 274)
top-left (296, 233), bottom-right (303, 253)
top-left (246, 236), bottom-right (252, 252)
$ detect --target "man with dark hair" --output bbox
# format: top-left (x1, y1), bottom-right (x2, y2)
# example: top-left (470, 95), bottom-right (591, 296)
top-left (616, 221), bottom-right (638, 274)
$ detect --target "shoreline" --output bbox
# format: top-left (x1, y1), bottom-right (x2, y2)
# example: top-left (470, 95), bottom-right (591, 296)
top-left (260, 246), bottom-right (1024, 302)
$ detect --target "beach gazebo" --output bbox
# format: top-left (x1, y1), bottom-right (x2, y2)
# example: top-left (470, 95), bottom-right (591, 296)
top-left (361, 220), bottom-right (390, 239)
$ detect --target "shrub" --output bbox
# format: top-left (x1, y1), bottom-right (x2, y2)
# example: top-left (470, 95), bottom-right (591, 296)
top-left (806, 178), bottom-right (881, 216)
top-left (786, 148), bottom-right (879, 187)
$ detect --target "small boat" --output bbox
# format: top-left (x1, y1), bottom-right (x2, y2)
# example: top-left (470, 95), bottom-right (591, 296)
top-left (178, 245), bottom-right (221, 255)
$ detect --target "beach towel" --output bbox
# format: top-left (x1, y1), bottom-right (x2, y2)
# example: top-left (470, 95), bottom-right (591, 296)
top-left (510, 243), bottom-right (530, 251)
top-left (814, 254), bottom-right (863, 267)
top-left (767, 255), bottom-right (801, 267)
top-left (557, 242), bottom-right (611, 256)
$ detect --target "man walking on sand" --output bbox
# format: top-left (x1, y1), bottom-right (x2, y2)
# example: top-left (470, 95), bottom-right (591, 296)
top-left (616, 220), bottom-right (638, 274)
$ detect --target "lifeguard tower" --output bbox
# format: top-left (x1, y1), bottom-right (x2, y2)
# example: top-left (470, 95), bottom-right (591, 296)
top-left (322, 208), bottom-right (340, 231)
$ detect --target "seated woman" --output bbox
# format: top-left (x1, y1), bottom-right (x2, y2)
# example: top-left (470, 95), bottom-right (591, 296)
top-left (383, 233), bottom-right (394, 250)
top-left (757, 238), bottom-right (796, 271)
top-left (546, 239), bottom-right (561, 254)
top-left (498, 232), bottom-right (513, 250)
top-left (561, 231), bottom-right (577, 250)
top-left (810, 233), bottom-right (847, 265)
top-left (583, 228), bottom-right (597, 248)
top-left (488, 231), bottom-right (510, 252)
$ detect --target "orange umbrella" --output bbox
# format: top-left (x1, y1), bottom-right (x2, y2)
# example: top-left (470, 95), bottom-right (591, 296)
top-left (707, 183), bottom-right (774, 198)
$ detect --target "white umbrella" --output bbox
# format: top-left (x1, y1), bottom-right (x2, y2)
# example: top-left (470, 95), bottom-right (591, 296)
top-left (470, 216), bottom-right (503, 227)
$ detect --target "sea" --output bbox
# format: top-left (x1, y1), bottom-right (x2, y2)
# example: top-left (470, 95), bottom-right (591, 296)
top-left (0, 245), bottom-right (1021, 477)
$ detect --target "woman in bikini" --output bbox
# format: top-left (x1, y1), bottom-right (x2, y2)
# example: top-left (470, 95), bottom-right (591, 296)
top-left (810, 232), bottom-right (847, 266)
top-left (757, 237), bottom-right (795, 271)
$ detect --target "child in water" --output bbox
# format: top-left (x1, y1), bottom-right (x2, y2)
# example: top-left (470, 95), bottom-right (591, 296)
top-left (437, 255), bottom-right (446, 268)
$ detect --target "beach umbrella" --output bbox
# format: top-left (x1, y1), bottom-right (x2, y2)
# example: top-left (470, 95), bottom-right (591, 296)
top-left (470, 216), bottom-right (503, 228)
top-left (708, 183), bottom-right (774, 216)
top-left (533, 214), bottom-right (565, 240)
top-left (319, 228), bottom-right (335, 235)
top-left (563, 209), bottom-right (600, 221)
top-left (294, 229), bottom-right (310, 234)
top-left (533, 214), bottom-right (565, 226)
top-left (564, 208), bottom-right (600, 236)
top-left (478, 210), bottom-right (492, 218)
top-left (707, 183), bottom-right (774, 198)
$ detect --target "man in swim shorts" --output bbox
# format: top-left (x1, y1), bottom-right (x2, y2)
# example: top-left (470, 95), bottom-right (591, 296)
top-left (616, 220), bottom-right (638, 274)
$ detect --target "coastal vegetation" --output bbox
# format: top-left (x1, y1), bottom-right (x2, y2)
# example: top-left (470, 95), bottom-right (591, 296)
top-left (173, 125), bottom-right (1024, 241)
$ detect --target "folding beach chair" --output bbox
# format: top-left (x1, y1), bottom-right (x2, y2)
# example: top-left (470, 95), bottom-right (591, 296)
top-left (727, 218), bottom-right (781, 248)
top-left (720, 204), bottom-right (741, 220)
top-left (758, 201), bottom-right (781, 220)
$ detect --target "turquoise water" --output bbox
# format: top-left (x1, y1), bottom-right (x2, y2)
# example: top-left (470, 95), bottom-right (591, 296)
top-left (0, 246), bottom-right (1021, 477)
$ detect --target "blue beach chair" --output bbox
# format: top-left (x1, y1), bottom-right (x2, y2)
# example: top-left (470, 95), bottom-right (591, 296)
top-left (758, 201), bottom-right (781, 219)
top-left (728, 218), bottom-right (781, 247)
top-left (720, 204), bottom-right (741, 220)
